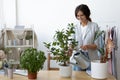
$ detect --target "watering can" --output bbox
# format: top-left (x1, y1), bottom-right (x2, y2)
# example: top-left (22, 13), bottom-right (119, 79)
top-left (70, 50), bottom-right (90, 69)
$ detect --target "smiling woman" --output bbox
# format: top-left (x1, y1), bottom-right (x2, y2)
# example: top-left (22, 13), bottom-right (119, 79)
top-left (72, 4), bottom-right (99, 71)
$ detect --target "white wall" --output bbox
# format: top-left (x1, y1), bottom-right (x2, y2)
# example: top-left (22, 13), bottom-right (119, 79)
top-left (2, 0), bottom-right (16, 28)
top-left (16, 0), bottom-right (120, 51)
top-left (0, 0), bottom-right (5, 27)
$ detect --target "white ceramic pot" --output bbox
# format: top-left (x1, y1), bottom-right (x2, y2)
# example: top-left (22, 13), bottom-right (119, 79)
top-left (91, 60), bottom-right (108, 79)
top-left (59, 65), bottom-right (72, 77)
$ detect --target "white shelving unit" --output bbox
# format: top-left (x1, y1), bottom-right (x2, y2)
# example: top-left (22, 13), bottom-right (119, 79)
top-left (4, 28), bottom-right (35, 48)
top-left (3, 28), bottom-right (35, 61)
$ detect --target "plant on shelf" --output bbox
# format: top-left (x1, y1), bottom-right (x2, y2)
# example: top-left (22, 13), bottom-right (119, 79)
top-left (25, 34), bottom-right (32, 40)
top-left (20, 48), bottom-right (46, 79)
top-left (25, 31), bottom-right (33, 45)
top-left (44, 23), bottom-right (77, 66)
top-left (25, 31), bottom-right (33, 40)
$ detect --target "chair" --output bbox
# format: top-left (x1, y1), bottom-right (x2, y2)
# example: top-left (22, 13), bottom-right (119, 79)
top-left (47, 53), bottom-right (59, 70)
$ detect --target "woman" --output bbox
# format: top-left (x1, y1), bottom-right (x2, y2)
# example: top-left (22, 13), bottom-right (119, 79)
top-left (73, 4), bottom-right (99, 71)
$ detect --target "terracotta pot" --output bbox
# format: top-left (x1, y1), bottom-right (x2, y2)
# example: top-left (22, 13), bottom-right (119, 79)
top-left (28, 72), bottom-right (37, 79)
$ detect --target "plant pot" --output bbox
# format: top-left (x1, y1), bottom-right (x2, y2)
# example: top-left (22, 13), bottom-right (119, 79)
top-left (28, 72), bottom-right (37, 79)
top-left (59, 65), bottom-right (72, 77)
top-left (7, 68), bottom-right (13, 79)
top-left (91, 60), bottom-right (108, 79)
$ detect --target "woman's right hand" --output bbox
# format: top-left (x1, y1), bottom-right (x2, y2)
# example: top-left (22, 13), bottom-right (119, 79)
top-left (80, 45), bottom-right (89, 50)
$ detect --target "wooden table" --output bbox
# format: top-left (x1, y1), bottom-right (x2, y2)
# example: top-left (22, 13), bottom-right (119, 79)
top-left (0, 71), bottom-right (116, 80)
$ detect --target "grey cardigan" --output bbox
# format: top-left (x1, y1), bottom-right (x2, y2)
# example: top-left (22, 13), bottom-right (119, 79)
top-left (74, 21), bottom-right (99, 60)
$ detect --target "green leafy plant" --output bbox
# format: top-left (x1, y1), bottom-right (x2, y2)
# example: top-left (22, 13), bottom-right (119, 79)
top-left (0, 47), bottom-right (11, 55)
top-left (94, 30), bottom-right (107, 63)
top-left (25, 31), bottom-right (33, 40)
top-left (2, 59), bottom-right (14, 69)
top-left (44, 23), bottom-right (78, 66)
top-left (20, 48), bottom-right (46, 73)
top-left (7, 59), bottom-right (14, 69)
top-left (25, 35), bottom-right (32, 40)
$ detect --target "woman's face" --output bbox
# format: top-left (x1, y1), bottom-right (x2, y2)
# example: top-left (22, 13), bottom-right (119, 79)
top-left (76, 11), bottom-right (87, 22)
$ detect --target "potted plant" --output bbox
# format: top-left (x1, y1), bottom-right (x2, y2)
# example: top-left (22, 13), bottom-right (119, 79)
top-left (91, 30), bottom-right (114, 79)
top-left (25, 31), bottom-right (33, 45)
top-left (7, 60), bottom-right (14, 79)
top-left (44, 23), bottom-right (77, 77)
top-left (2, 59), bottom-right (15, 78)
top-left (20, 48), bottom-right (46, 79)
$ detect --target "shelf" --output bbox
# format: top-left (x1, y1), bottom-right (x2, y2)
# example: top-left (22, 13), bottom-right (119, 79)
top-left (4, 27), bottom-right (35, 61)
top-left (4, 28), bottom-right (33, 31)
top-left (5, 45), bottom-right (33, 48)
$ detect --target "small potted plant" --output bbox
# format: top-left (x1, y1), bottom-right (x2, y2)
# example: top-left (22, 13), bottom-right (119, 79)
top-left (44, 23), bottom-right (77, 77)
top-left (7, 60), bottom-right (14, 79)
top-left (20, 48), bottom-right (46, 79)
top-left (2, 59), bottom-right (14, 79)
top-left (25, 32), bottom-right (33, 45)
top-left (91, 29), bottom-right (114, 79)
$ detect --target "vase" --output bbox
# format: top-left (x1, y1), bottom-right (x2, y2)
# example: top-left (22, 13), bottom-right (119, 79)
top-left (91, 60), bottom-right (108, 79)
top-left (7, 68), bottom-right (13, 79)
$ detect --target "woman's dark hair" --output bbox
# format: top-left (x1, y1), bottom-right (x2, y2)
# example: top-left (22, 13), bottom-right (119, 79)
top-left (75, 4), bottom-right (91, 21)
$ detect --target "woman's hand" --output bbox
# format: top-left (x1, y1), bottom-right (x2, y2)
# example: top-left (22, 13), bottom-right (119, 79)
top-left (67, 44), bottom-right (73, 56)
top-left (80, 45), bottom-right (89, 50)
top-left (80, 44), bottom-right (97, 50)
